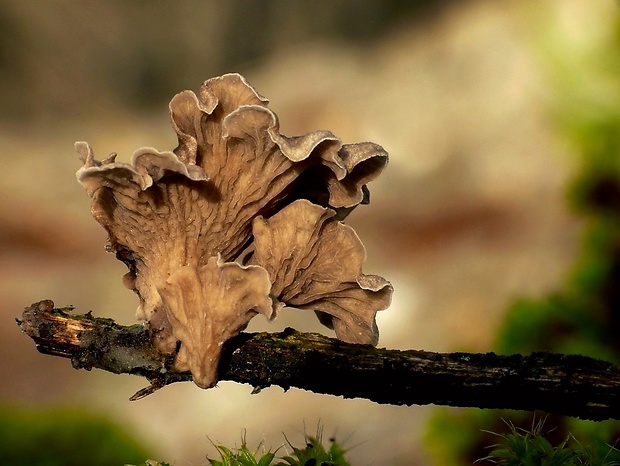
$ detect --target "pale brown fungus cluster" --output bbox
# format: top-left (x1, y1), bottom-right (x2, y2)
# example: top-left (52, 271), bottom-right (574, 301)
top-left (76, 73), bottom-right (392, 388)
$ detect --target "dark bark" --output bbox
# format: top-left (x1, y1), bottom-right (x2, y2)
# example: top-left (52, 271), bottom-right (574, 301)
top-left (16, 300), bottom-right (620, 421)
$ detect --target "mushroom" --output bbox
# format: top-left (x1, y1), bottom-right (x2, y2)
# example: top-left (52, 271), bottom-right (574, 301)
top-left (250, 199), bottom-right (391, 345)
top-left (76, 73), bottom-right (392, 389)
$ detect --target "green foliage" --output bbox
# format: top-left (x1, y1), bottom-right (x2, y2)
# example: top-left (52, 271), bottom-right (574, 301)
top-left (478, 418), bottom-right (620, 466)
top-left (425, 409), bottom-right (494, 465)
top-left (276, 426), bottom-right (351, 466)
top-left (426, 409), bottom-right (620, 466)
top-left (0, 404), bottom-right (151, 466)
top-left (130, 427), bottom-right (352, 466)
top-left (496, 293), bottom-right (619, 364)
top-left (207, 432), bottom-right (276, 466)
top-left (497, 92), bottom-right (620, 364)
top-left (206, 427), bottom-right (351, 466)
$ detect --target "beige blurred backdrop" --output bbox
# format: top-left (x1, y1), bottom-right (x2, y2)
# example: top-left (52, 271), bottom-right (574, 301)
top-left (1, 1), bottom-right (613, 464)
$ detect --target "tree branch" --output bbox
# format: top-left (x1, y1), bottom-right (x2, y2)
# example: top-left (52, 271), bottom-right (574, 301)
top-left (16, 300), bottom-right (620, 421)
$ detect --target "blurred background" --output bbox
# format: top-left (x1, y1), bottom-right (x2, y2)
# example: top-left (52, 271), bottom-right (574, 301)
top-left (1, 0), bottom-right (619, 464)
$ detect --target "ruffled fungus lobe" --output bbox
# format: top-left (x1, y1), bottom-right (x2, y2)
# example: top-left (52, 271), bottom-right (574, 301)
top-left (76, 73), bottom-right (392, 389)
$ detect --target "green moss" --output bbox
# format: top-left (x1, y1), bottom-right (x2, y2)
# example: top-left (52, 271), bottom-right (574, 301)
top-left (128, 426), bottom-right (352, 466)
top-left (277, 426), bottom-right (351, 466)
top-left (207, 439), bottom-right (276, 466)
top-left (479, 418), bottom-right (620, 466)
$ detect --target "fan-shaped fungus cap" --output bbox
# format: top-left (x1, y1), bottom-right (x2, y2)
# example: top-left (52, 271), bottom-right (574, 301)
top-left (76, 73), bottom-right (392, 389)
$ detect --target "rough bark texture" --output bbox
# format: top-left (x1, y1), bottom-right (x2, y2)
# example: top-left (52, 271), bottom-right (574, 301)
top-left (16, 300), bottom-right (620, 421)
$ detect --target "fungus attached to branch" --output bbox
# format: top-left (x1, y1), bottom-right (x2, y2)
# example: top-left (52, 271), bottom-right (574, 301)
top-left (76, 73), bottom-right (392, 389)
